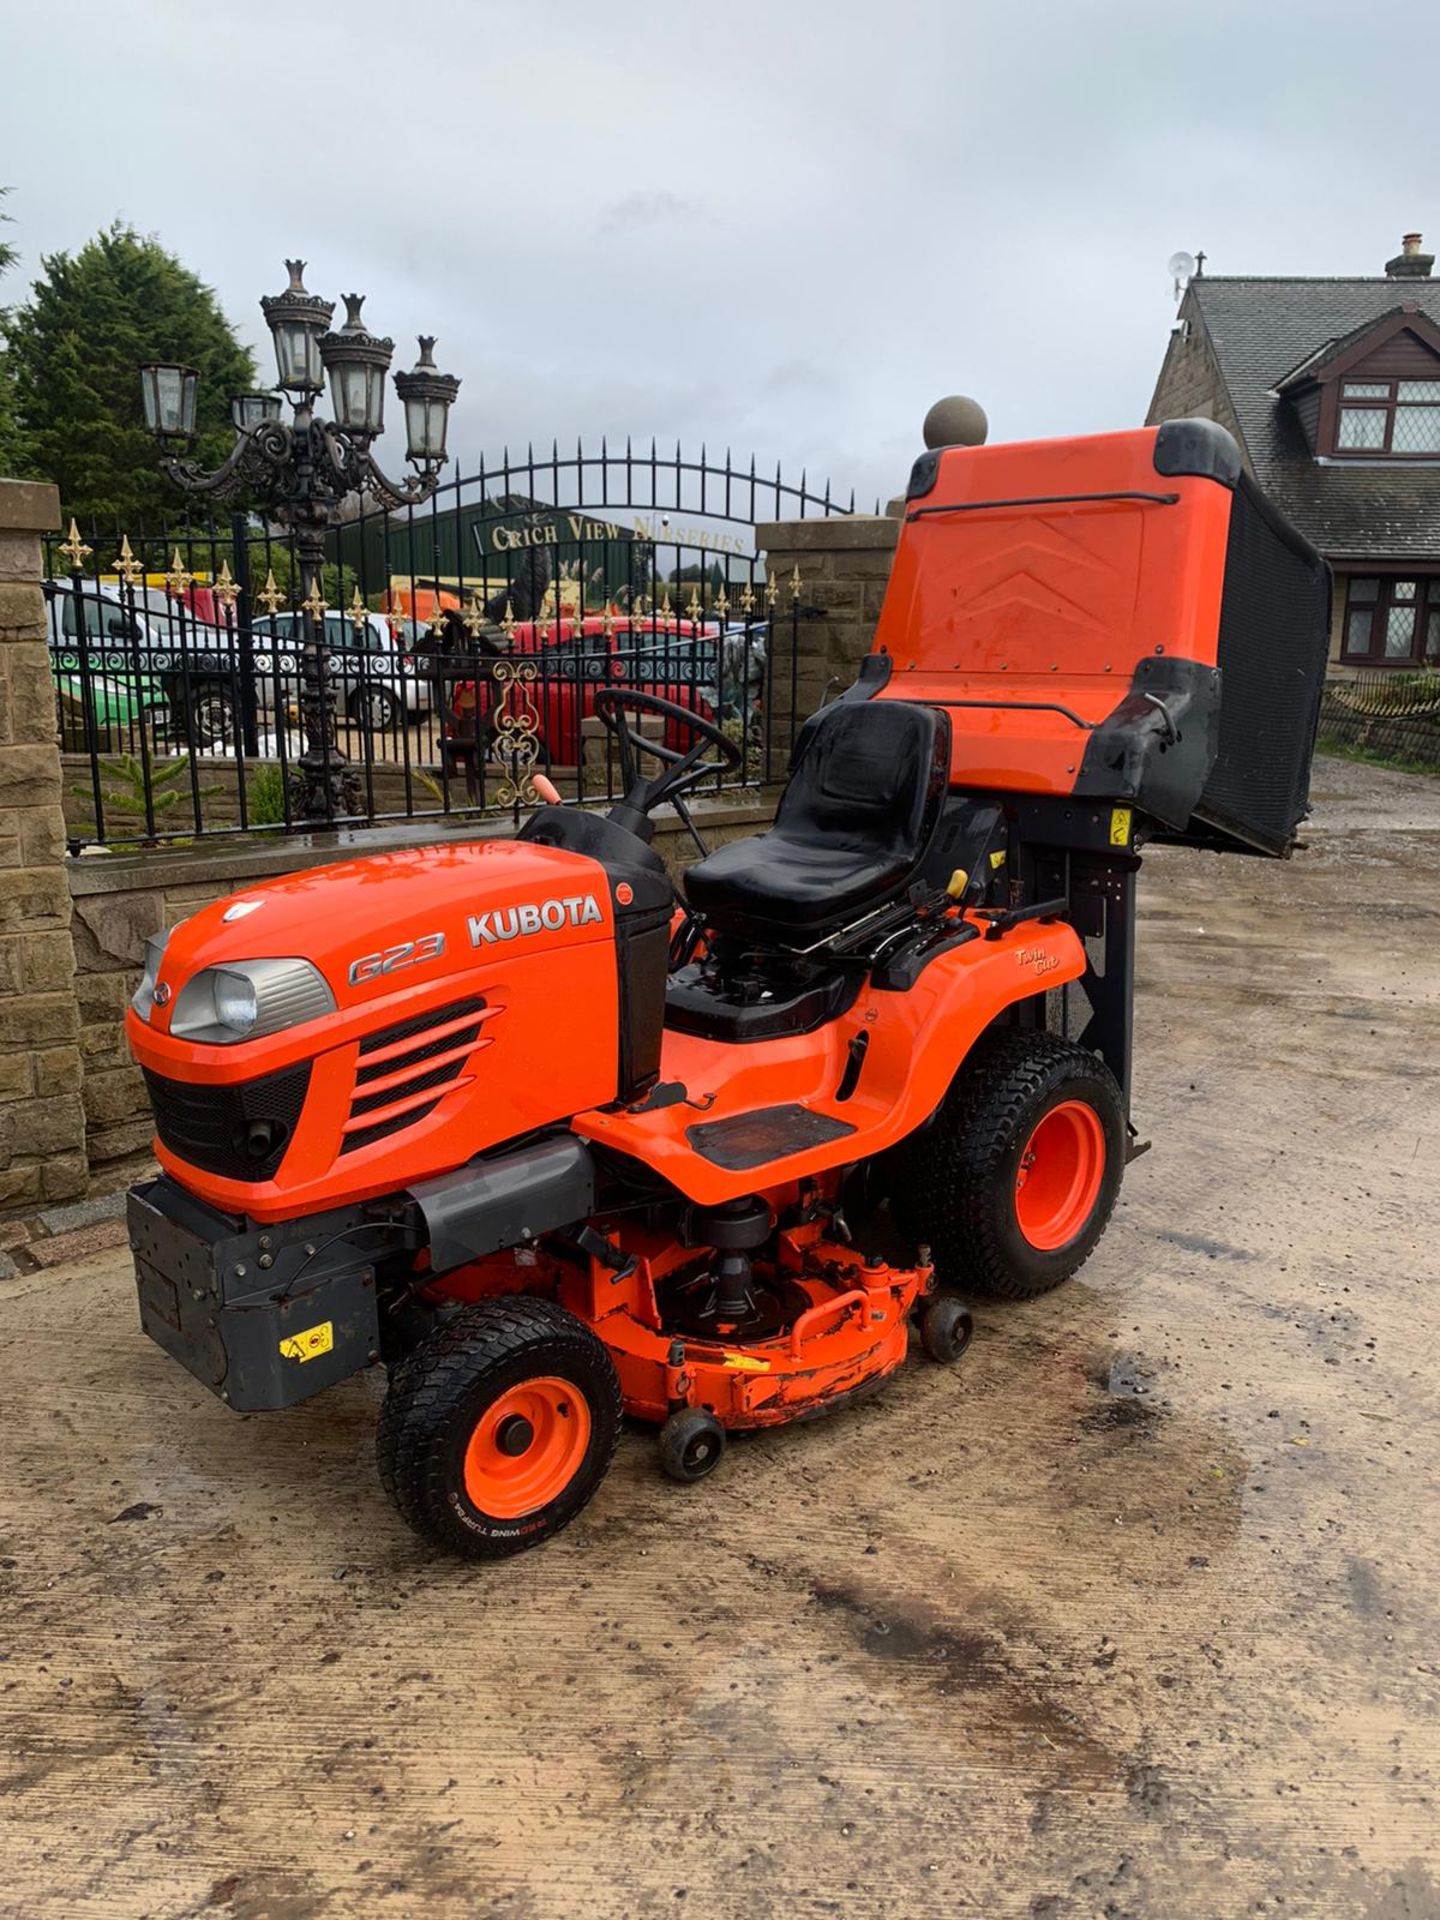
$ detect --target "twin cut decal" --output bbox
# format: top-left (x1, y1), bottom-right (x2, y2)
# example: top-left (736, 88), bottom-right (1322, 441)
top-left (468, 894), bottom-right (603, 947)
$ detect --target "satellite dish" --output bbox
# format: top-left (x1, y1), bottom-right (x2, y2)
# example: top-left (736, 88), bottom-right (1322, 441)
top-left (1168, 250), bottom-right (1197, 297)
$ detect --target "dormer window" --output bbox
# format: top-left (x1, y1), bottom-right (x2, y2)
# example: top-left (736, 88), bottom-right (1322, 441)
top-left (1335, 377), bottom-right (1440, 455)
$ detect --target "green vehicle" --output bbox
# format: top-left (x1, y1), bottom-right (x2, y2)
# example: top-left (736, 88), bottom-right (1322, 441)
top-left (44, 579), bottom-right (171, 749)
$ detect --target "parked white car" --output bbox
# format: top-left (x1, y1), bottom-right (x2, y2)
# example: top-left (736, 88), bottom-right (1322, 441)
top-left (253, 610), bottom-right (432, 733)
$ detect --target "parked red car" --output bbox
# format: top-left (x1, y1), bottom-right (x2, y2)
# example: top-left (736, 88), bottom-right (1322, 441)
top-left (445, 615), bottom-right (720, 785)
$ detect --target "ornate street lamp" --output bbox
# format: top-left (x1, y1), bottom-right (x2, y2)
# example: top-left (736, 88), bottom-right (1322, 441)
top-left (139, 258), bottom-right (460, 822)
top-left (230, 391), bottom-right (283, 433)
top-left (139, 362), bottom-right (199, 439)
top-left (395, 338), bottom-right (461, 466)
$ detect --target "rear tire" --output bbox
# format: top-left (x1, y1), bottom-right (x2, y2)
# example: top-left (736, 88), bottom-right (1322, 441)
top-left (376, 1297), bottom-right (621, 1559)
top-left (889, 1028), bottom-right (1125, 1300)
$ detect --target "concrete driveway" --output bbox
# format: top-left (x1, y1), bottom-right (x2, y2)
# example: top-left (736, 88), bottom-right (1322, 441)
top-left (2, 754), bottom-right (1438, 1920)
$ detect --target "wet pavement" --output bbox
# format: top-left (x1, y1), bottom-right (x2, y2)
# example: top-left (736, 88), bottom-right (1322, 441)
top-left (1, 754), bottom-right (1438, 1919)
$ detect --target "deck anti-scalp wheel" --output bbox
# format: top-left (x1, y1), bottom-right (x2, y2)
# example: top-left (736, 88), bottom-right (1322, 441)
top-left (888, 1028), bottom-right (1125, 1300)
top-left (919, 1295), bottom-right (974, 1364)
top-left (657, 1407), bottom-right (726, 1484)
top-left (377, 1297), bottom-right (621, 1558)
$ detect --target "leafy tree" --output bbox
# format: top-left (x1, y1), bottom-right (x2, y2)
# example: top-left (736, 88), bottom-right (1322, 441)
top-left (4, 222), bottom-right (255, 524)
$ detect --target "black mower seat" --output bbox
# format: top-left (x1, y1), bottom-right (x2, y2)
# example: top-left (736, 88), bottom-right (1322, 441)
top-left (684, 697), bottom-right (950, 941)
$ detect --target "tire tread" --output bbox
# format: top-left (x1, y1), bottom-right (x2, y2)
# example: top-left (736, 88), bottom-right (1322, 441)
top-left (376, 1296), bottom-right (621, 1558)
top-left (890, 1027), bottom-right (1123, 1300)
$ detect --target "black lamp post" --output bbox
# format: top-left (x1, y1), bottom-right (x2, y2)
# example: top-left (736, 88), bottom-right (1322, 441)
top-left (139, 259), bottom-right (459, 822)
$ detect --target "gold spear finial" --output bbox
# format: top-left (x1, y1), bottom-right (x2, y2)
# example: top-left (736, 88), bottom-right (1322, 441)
top-left (58, 519), bottom-right (92, 570)
top-left (301, 578), bottom-right (327, 624)
top-left (165, 548), bottom-right (193, 598)
top-left (213, 560), bottom-right (240, 611)
top-left (349, 586), bottom-right (368, 635)
top-left (256, 568), bottom-right (284, 615)
top-left (112, 534), bottom-right (142, 587)
top-left (463, 589), bottom-right (487, 638)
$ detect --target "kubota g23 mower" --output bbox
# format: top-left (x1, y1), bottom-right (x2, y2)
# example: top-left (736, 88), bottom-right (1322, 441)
top-left (124, 420), bottom-right (1330, 1558)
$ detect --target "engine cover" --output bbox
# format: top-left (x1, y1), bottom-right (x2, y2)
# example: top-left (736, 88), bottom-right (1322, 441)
top-left (126, 837), bottom-right (635, 1221)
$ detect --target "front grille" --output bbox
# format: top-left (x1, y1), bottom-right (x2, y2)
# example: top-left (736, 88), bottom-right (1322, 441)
top-left (354, 1017), bottom-right (485, 1086)
top-left (349, 1056), bottom-right (466, 1118)
top-left (358, 997), bottom-right (485, 1057)
top-left (341, 996), bottom-right (486, 1157)
top-left (341, 1098), bottom-right (443, 1155)
top-left (142, 1061), bottom-right (312, 1182)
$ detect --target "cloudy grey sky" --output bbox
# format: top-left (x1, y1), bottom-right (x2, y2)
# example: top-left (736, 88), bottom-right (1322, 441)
top-left (5, 0), bottom-right (1438, 511)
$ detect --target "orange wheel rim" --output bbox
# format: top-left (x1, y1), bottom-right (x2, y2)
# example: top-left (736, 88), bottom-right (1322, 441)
top-left (462, 1377), bottom-right (592, 1519)
top-left (1014, 1100), bottom-right (1106, 1251)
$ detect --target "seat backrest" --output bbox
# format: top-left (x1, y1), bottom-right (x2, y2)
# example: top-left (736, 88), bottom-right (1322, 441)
top-left (776, 699), bottom-right (948, 855)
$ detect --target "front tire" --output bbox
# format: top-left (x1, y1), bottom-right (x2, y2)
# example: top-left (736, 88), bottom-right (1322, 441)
top-left (889, 1028), bottom-right (1125, 1300)
top-left (376, 1298), bottom-right (621, 1559)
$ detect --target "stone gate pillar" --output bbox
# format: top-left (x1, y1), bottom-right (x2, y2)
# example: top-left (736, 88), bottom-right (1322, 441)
top-left (757, 394), bottom-right (989, 754)
top-left (755, 514), bottom-right (901, 753)
top-left (0, 479), bottom-right (87, 1212)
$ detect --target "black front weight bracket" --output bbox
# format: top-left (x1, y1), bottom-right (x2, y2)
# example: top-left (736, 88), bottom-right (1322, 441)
top-left (127, 1176), bottom-right (393, 1412)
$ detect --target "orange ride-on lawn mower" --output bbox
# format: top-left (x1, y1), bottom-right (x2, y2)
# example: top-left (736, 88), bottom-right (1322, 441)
top-left (124, 420), bottom-right (1330, 1559)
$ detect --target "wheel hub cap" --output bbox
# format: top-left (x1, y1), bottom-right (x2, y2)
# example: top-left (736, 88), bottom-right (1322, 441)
top-left (463, 1378), bottom-right (591, 1519)
top-left (1014, 1099), bottom-right (1106, 1251)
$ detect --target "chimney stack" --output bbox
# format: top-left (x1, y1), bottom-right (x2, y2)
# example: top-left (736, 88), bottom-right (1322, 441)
top-left (1385, 232), bottom-right (1434, 279)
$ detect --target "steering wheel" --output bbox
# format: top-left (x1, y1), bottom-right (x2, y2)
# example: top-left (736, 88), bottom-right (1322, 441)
top-left (592, 688), bottom-right (742, 819)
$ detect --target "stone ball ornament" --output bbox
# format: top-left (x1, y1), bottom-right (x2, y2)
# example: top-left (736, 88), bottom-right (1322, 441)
top-left (922, 394), bottom-right (989, 450)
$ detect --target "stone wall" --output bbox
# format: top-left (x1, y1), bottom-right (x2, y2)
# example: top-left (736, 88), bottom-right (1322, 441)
top-left (67, 795), bottom-right (773, 1179)
top-left (0, 480), bottom-right (89, 1212)
top-left (1318, 688), bottom-right (1440, 768)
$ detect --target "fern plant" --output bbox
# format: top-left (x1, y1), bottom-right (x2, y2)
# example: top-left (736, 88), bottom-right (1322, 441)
top-left (74, 752), bottom-right (223, 844)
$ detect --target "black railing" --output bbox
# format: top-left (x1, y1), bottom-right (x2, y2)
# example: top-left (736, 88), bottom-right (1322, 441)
top-left (46, 444), bottom-right (852, 848)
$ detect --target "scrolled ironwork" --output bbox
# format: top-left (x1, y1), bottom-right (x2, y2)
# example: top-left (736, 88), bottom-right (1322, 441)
top-left (490, 657), bottom-right (542, 814)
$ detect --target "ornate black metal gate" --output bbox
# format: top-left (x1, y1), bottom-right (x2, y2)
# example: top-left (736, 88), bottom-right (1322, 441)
top-left (46, 443), bottom-right (855, 847)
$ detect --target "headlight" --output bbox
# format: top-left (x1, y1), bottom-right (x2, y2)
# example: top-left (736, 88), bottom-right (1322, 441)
top-left (131, 931), bottom-right (171, 1019)
top-left (169, 958), bottom-right (335, 1045)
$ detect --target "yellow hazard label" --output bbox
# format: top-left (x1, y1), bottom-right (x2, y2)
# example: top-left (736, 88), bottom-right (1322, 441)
top-left (279, 1321), bottom-right (334, 1363)
top-left (723, 1352), bottom-right (770, 1372)
top-left (989, 849), bottom-right (1007, 869)
top-left (1109, 808), bottom-right (1133, 847)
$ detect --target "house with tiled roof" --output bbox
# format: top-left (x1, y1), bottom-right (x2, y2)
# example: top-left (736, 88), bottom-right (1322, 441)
top-left (1147, 234), bottom-right (1440, 675)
